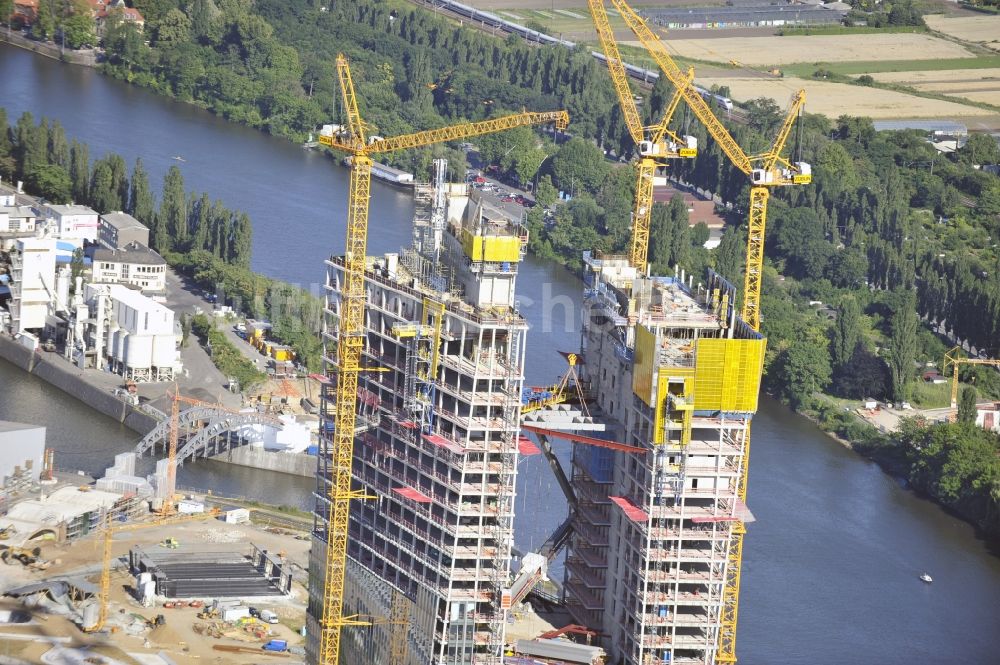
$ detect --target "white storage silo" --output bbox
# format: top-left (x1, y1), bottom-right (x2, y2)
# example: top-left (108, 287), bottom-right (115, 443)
top-left (125, 334), bottom-right (153, 369)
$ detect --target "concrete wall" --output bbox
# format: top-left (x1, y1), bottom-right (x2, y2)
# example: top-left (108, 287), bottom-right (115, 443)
top-left (212, 445), bottom-right (315, 478)
top-left (0, 334), bottom-right (158, 435)
top-left (0, 31), bottom-right (98, 66)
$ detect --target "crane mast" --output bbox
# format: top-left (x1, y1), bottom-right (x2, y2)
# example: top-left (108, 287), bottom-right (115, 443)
top-left (591, 0), bottom-right (696, 270)
top-left (316, 53), bottom-right (568, 665)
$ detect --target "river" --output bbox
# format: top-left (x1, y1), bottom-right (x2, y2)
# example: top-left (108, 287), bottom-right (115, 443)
top-left (2, 44), bottom-right (1000, 664)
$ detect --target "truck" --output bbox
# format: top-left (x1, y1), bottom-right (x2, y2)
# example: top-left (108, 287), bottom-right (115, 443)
top-left (262, 639), bottom-right (288, 652)
top-left (259, 609), bottom-right (279, 624)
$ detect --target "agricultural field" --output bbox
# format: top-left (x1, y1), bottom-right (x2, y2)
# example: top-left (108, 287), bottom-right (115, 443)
top-left (694, 75), bottom-right (996, 119)
top-left (925, 14), bottom-right (1000, 51)
top-left (868, 68), bottom-right (1000, 108)
top-left (632, 33), bottom-right (977, 66)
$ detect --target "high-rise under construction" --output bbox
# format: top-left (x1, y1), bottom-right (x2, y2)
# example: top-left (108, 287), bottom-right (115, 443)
top-left (564, 255), bottom-right (764, 665)
top-left (307, 162), bottom-right (527, 664)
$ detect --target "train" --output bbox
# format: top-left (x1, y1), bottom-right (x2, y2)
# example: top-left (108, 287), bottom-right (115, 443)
top-left (436, 0), bottom-right (735, 112)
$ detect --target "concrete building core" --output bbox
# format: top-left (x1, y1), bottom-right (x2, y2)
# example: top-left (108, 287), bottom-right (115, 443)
top-left (566, 253), bottom-right (765, 665)
top-left (309, 163), bottom-right (526, 665)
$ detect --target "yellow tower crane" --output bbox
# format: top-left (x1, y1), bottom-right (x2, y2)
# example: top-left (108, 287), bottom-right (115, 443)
top-left (590, 3), bottom-right (697, 270)
top-left (943, 346), bottom-right (1000, 418)
top-left (85, 509), bottom-right (221, 633)
top-left (591, 4), bottom-right (812, 663)
top-left (316, 53), bottom-right (569, 665)
top-left (606, 0), bottom-right (810, 331)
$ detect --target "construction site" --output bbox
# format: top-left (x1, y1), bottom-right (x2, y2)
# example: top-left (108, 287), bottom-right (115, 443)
top-left (0, 1), bottom-right (814, 663)
top-left (302, 0), bottom-right (808, 662)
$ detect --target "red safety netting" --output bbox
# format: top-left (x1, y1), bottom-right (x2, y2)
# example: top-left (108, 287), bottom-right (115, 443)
top-left (610, 496), bottom-right (649, 522)
top-left (422, 433), bottom-right (465, 455)
top-left (392, 486), bottom-right (432, 503)
top-left (517, 435), bottom-right (541, 456)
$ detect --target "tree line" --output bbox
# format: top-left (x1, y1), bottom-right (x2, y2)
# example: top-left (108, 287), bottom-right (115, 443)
top-left (0, 108), bottom-right (323, 370)
top-left (0, 109), bottom-right (253, 267)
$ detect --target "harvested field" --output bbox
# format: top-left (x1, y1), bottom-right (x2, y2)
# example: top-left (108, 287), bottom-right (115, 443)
top-left (925, 14), bottom-right (1000, 50)
top-left (871, 68), bottom-right (1000, 84)
top-left (963, 91), bottom-right (1000, 106)
top-left (694, 75), bottom-right (994, 118)
top-left (627, 33), bottom-right (977, 65)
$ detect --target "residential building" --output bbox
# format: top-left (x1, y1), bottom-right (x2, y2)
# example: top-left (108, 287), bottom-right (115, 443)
top-left (0, 206), bottom-right (39, 250)
top-left (11, 0), bottom-right (38, 25)
top-left (565, 254), bottom-right (763, 665)
top-left (43, 204), bottom-right (100, 242)
top-left (8, 238), bottom-right (57, 335)
top-left (308, 163), bottom-right (525, 665)
top-left (92, 241), bottom-right (167, 294)
top-left (976, 402), bottom-right (1000, 433)
top-left (98, 211), bottom-right (150, 250)
top-left (71, 283), bottom-right (181, 381)
top-left (89, 0), bottom-right (144, 33)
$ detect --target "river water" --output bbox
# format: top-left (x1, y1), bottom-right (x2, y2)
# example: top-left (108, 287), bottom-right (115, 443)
top-left (2, 44), bottom-right (999, 664)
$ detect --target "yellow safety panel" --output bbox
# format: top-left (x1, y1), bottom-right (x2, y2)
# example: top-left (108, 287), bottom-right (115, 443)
top-left (693, 338), bottom-right (766, 412)
top-left (460, 230), bottom-right (522, 262)
top-left (633, 324), bottom-right (657, 406)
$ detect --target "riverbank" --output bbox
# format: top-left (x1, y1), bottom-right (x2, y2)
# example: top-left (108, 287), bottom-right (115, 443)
top-left (0, 31), bottom-right (96, 66)
top-left (0, 334), bottom-right (158, 434)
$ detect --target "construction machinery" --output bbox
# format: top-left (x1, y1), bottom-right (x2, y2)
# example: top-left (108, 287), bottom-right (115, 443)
top-left (314, 53), bottom-right (569, 665)
top-left (591, 5), bottom-right (697, 270)
top-left (85, 509), bottom-right (220, 633)
top-left (943, 346), bottom-right (1000, 417)
top-left (589, 4), bottom-right (813, 662)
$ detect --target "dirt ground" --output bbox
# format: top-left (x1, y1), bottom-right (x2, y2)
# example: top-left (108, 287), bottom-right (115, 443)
top-left (926, 14), bottom-right (1000, 51)
top-left (0, 518), bottom-right (311, 664)
top-left (694, 74), bottom-right (995, 118)
top-left (626, 33), bottom-right (977, 66)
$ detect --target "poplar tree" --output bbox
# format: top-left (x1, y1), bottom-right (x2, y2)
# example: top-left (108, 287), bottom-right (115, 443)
top-left (830, 296), bottom-right (861, 370)
top-left (888, 293), bottom-right (918, 403)
top-left (69, 140), bottom-right (89, 202)
top-left (158, 166), bottom-right (186, 250)
top-left (128, 158), bottom-right (155, 228)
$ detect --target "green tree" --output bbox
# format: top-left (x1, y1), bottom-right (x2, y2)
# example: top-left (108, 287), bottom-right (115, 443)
top-left (713, 225), bottom-right (745, 286)
top-left (89, 159), bottom-right (118, 212)
top-left (830, 296), bottom-right (861, 369)
top-left (0, 108), bottom-right (14, 179)
top-left (25, 163), bottom-right (72, 203)
top-left (550, 137), bottom-right (608, 196)
top-left (774, 338), bottom-right (832, 409)
top-left (128, 158), bottom-right (155, 227)
top-left (47, 119), bottom-right (70, 169)
top-left (535, 175), bottom-right (557, 207)
top-left (158, 165), bottom-right (186, 251)
top-left (62, 0), bottom-right (96, 48)
top-left (958, 385), bottom-right (978, 426)
top-left (155, 7), bottom-right (192, 46)
top-left (33, 0), bottom-right (57, 39)
top-left (69, 140), bottom-right (89, 202)
top-left (229, 211), bottom-right (253, 267)
top-left (69, 247), bottom-right (85, 292)
top-left (887, 293), bottom-right (918, 403)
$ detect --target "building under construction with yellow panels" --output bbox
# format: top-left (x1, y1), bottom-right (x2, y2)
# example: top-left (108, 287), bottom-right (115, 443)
top-left (565, 255), bottom-right (764, 665)
top-left (307, 162), bottom-right (528, 665)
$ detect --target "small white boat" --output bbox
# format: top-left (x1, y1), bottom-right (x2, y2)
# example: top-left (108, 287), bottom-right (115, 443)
top-left (172, 155), bottom-right (186, 162)
top-left (919, 573), bottom-right (933, 583)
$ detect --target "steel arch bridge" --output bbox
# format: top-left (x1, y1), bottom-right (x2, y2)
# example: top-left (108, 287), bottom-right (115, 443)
top-left (135, 406), bottom-right (284, 466)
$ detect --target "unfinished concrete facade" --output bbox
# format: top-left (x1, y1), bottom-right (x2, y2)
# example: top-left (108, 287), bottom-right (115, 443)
top-left (565, 255), bottom-right (764, 665)
top-left (308, 166), bottom-right (526, 665)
